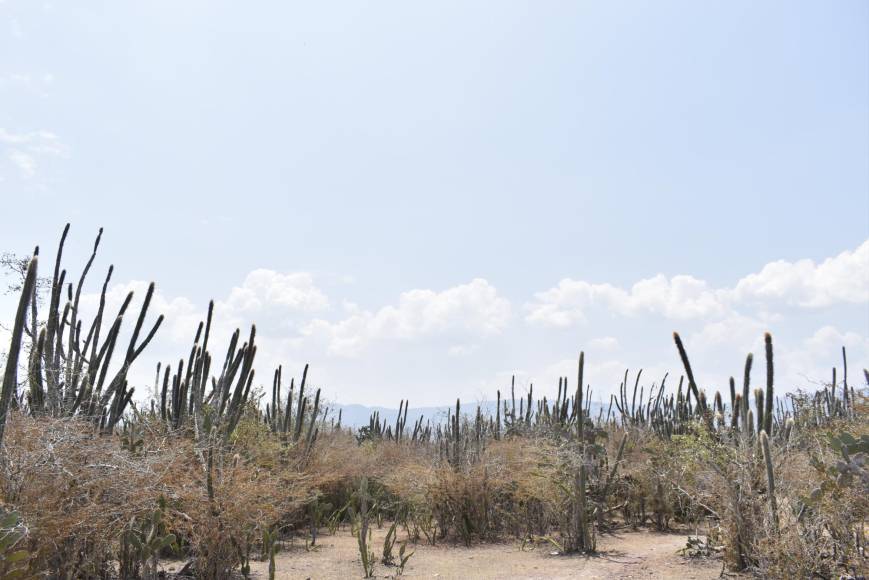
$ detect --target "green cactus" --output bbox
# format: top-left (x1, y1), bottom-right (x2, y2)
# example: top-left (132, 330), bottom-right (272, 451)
top-left (118, 500), bottom-right (177, 579)
top-left (576, 462), bottom-right (593, 551)
top-left (355, 477), bottom-right (375, 578)
top-left (0, 255), bottom-right (37, 447)
top-left (673, 332), bottom-right (705, 414)
top-left (742, 353), bottom-right (752, 433)
top-left (381, 519), bottom-right (399, 565)
top-left (576, 352), bottom-right (584, 440)
top-left (754, 388), bottom-right (764, 435)
top-left (760, 430), bottom-right (778, 531)
top-left (294, 364), bottom-right (308, 441)
top-left (396, 541), bottom-right (414, 576)
top-left (763, 333), bottom-right (774, 436)
top-left (261, 527), bottom-right (278, 580)
top-left (0, 509), bottom-right (32, 579)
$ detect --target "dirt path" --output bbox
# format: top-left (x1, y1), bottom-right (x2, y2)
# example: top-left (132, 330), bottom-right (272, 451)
top-left (240, 526), bottom-right (724, 579)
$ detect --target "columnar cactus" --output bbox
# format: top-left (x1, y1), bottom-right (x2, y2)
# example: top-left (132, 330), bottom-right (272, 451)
top-left (754, 388), bottom-right (764, 435)
top-left (763, 333), bottom-right (774, 436)
top-left (673, 332), bottom-right (705, 414)
top-left (576, 352), bottom-right (584, 440)
top-left (742, 353), bottom-right (752, 433)
top-left (760, 430), bottom-right (778, 531)
top-left (0, 256), bottom-right (38, 446)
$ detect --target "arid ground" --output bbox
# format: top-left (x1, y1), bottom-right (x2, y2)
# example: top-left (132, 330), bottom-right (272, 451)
top-left (164, 526), bottom-right (727, 579)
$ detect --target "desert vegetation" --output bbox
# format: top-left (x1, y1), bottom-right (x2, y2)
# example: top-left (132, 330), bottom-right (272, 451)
top-left (0, 225), bottom-right (866, 579)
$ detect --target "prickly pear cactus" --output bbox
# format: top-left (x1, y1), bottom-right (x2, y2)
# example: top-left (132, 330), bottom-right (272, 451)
top-left (0, 509), bottom-right (32, 579)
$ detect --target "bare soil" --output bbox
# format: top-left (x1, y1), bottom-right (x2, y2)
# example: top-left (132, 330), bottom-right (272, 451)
top-left (210, 525), bottom-right (726, 579)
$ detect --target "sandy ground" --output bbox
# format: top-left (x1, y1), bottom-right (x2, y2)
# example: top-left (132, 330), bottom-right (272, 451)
top-left (228, 525), bottom-right (725, 580)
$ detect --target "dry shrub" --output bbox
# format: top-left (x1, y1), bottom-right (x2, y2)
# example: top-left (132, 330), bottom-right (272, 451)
top-left (482, 437), bottom-right (560, 537)
top-left (1, 393), bottom-right (863, 578)
top-left (0, 412), bottom-right (314, 577)
top-left (624, 411), bottom-right (869, 578)
top-left (171, 414), bottom-right (317, 575)
top-left (172, 446), bottom-right (311, 576)
top-left (376, 436), bottom-right (562, 544)
top-left (308, 430), bottom-right (425, 491)
top-left (0, 414), bottom-right (191, 577)
top-left (609, 428), bottom-right (710, 530)
top-left (296, 430), bottom-right (564, 545)
top-left (753, 416), bottom-right (868, 578)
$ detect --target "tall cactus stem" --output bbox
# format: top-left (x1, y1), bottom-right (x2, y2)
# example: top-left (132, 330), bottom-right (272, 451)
top-left (760, 430), bottom-right (779, 531)
top-left (763, 333), bottom-right (774, 436)
top-left (0, 256), bottom-right (38, 446)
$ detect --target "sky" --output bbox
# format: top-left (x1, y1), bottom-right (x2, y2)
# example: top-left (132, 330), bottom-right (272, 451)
top-left (1, 1), bottom-right (867, 407)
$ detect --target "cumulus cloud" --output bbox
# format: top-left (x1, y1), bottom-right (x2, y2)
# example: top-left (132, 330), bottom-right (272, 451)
top-left (526, 239), bottom-right (869, 327)
top-left (74, 273), bottom-right (511, 391)
top-left (731, 240), bottom-right (869, 308)
top-left (78, 279), bottom-right (201, 345)
top-left (525, 274), bottom-right (726, 326)
top-left (223, 270), bottom-right (328, 313)
top-left (302, 278), bottom-right (511, 357)
top-left (76, 268), bottom-right (331, 355)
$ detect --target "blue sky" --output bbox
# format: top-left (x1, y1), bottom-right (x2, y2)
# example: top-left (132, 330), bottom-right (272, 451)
top-left (1, 1), bottom-right (867, 406)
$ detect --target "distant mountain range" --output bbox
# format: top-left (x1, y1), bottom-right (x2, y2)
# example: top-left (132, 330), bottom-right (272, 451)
top-left (324, 399), bottom-right (609, 428)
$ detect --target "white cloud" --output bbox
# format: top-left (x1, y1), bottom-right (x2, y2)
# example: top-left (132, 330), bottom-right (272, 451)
top-left (223, 269), bottom-right (328, 313)
top-left (77, 279), bottom-right (202, 347)
top-left (302, 278), bottom-right (511, 357)
top-left (69, 270), bottom-right (327, 401)
top-left (76, 273), bottom-right (510, 381)
top-left (77, 269), bottom-right (331, 357)
top-left (526, 239), bottom-right (869, 328)
top-left (525, 274), bottom-right (727, 326)
top-left (731, 240), bottom-right (869, 308)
